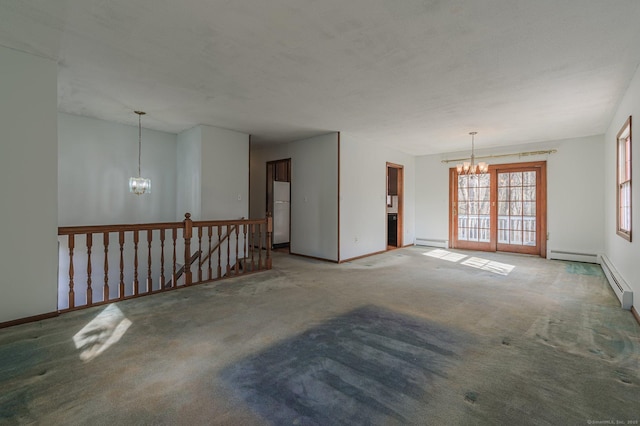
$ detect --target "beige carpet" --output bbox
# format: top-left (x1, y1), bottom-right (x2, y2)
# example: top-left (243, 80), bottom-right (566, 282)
top-left (1, 247), bottom-right (639, 424)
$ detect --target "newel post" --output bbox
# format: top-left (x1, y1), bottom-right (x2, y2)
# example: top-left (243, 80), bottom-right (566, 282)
top-left (183, 212), bottom-right (193, 285)
top-left (266, 212), bottom-right (273, 269)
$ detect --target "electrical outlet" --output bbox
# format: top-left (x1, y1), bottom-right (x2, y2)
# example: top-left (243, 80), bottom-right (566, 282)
top-left (237, 194), bottom-right (242, 201)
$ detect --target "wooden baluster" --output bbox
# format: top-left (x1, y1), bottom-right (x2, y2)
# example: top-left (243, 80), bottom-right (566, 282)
top-left (250, 223), bottom-right (256, 272)
top-left (207, 226), bottom-right (213, 280)
top-left (197, 226), bottom-right (203, 283)
top-left (119, 231), bottom-right (125, 298)
top-left (103, 232), bottom-right (109, 302)
top-left (258, 223), bottom-right (262, 270)
top-left (234, 224), bottom-right (240, 274)
top-left (183, 213), bottom-right (193, 286)
top-left (68, 234), bottom-right (75, 309)
top-left (147, 229), bottom-right (153, 293)
top-left (159, 229), bottom-right (165, 289)
top-left (226, 225), bottom-right (231, 275)
top-left (86, 233), bottom-right (93, 306)
top-left (266, 213), bottom-right (273, 269)
top-left (133, 230), bottom-right (139, 296)
top-left (243, 223), bottom-right (247, 274)
top-left (217, 226), bottom-right (222, 279)
top-left (172, 228), bottom-right (177, 288)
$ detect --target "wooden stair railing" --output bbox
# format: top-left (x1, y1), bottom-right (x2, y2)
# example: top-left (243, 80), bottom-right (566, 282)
top-left (198, 218), bottom-right (244, 272)
top-left (57, 213), bottom-right (273, 312)
top-left (164, 250), bottom-right (202, 289)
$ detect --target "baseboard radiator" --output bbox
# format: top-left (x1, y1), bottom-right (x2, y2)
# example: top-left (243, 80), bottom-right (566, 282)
top-left (599, 255), bottom-right (633, 310)
top-left (548, 249), bottom-right (599, 263)
top-left (415, 238), bottom-right (448, 249)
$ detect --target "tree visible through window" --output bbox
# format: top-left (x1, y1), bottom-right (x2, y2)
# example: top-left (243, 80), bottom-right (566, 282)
top-left (617, 116), bottom-right (632, 241)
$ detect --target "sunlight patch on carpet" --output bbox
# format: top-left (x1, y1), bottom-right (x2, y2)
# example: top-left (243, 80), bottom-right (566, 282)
top-left (423, 249), bottom-right (467, 262)
top-left (461, 257), bottom-right (515, 276)
top-left (73, 304), bottom-right (131, 362)
top-left (423, 249), bottom-right (515, 275)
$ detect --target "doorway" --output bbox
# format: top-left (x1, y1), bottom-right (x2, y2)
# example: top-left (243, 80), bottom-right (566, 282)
top-left (449, 161), bottom-right (547, 257)
top-left (386, 163), bottom-right (404, 249)
top-left (266, 159), bottom-right (291, 251)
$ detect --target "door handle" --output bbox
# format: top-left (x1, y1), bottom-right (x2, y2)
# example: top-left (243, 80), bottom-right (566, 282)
top-left (453, 207), bottom-right (457, 216)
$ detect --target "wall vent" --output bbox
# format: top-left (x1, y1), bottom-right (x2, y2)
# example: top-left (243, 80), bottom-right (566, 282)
top-left (415, 238), bottom-right (448, 249)
top-left (599, 254), bottom-right (633, 310)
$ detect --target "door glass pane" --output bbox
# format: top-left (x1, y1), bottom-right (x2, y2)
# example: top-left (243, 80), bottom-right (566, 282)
top-left (523, 187), bottom-right (536, 201)
top-left (523, 171), bottom-right (536, 185)
top-left (523, 202), bottom-right (536, 216)
top-left (457, 174), bottom-right (490, 242)
top-left (498, 170), bottom-right (537, 248)
top-left (510, 172), bottom-right (523, 186)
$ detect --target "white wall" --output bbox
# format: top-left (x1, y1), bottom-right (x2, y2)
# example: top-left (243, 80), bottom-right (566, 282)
top-left (340, 134), bottom-right (416, 261)
top-left (290, 134), bottom-right (339, 260)
top-left (250, 133), bottom-right (339, 261)
top-left (176, 125), bottom-right (249, 221)
top-left (415, 136), bottom-right (604, 257)
top-left (0, 47), bottom-right (58, 322)
top-left (604, 64), bottom-right (640, 300)
top-left (59, 113), bottom-right (177, 226)
top-left (547, 135), bottom-right (604, 255)
top-left (200, 125), bottom-right (249, 220)
top-left (176, 126), bottom-right (201, 220)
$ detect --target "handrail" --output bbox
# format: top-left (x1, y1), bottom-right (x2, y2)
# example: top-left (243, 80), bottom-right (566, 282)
top-left (58, 221), bottom-right (183, 235)
top-left (57, 212), bottom-right (273, 312)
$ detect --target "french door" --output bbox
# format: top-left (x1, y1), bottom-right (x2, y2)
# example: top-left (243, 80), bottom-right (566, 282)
top-left (449, 161), bottom-right (547, 257)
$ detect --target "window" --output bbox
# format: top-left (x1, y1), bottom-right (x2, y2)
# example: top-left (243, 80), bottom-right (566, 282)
top-left (617, 116), bottom-right (632, 241)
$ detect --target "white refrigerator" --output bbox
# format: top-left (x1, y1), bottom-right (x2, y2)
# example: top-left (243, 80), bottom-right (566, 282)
top-left (273, 181), bottom-right (290, 245)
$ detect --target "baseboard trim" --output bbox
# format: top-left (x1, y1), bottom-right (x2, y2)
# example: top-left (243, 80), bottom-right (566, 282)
top-left (632, 306), bottom-right (640, 326)
top-left (0, 311), bottom-right (59, 329)
top-left (339, 249), bottom-right (387, 263)
top-left (290, 251), bottom-right (339, 263)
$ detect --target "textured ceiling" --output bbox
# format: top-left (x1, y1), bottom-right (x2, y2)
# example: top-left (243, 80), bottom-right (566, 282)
top-left (2, 0), bottom-right (640, 155)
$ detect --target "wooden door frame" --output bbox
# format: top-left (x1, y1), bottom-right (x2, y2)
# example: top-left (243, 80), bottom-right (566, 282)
top-left (386, 162), bottom-right (404, 248)
top-left (448, 168), bottom-right (495, 252)
top-left (449, 160), bottom-right (547, 257)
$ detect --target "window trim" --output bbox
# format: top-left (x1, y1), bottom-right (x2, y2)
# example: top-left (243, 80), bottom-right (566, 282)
top-left (616, 116), bottom-right (632, 241)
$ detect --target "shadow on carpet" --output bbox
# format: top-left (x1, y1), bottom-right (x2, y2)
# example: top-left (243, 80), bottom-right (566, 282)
top-left (220, 305), bottom-right (471, 425)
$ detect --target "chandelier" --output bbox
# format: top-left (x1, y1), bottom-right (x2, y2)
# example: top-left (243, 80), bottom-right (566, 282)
top-left (456, 131), bottom-right (488, 176)
top-left (129, 111), bottom-right (151, 195)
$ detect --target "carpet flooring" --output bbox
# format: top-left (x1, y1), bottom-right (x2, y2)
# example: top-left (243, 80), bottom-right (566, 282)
top-left (1, 247), bottom-right (639, 425)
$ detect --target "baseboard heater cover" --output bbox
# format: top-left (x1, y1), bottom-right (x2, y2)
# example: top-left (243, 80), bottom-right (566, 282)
top-left (599, 254), bottom-right (633, 310)
top-left (415, 238), bottom-right (448, 249)
top-left (548, 249), bottom-right (599, 264)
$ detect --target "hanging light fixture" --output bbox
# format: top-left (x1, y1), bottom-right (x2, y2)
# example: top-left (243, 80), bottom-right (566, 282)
top-left (129, 111), bottom-right (151, 195)
top-left (456, 131), bottom-right (488, 176)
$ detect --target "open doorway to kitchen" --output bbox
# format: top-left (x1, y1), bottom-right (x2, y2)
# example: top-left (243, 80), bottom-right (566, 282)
top-left (266, 159), bottom-right (291, 252)
top-left (386, 163), bottom-right (404, 249)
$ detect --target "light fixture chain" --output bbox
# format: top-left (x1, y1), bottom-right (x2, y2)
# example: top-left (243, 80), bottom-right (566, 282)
top-left (138, 112), bottom-right (142, 176)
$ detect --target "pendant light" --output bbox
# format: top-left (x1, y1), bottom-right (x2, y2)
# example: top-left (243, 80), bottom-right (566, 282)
top-left (129, 111), bottom-right (151, 195)
top-left (456, 131), bottom-right (488, 176)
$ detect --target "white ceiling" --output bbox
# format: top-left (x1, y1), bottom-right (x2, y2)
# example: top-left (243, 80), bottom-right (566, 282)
top-left (2, 0), bottom-right (640, 155)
